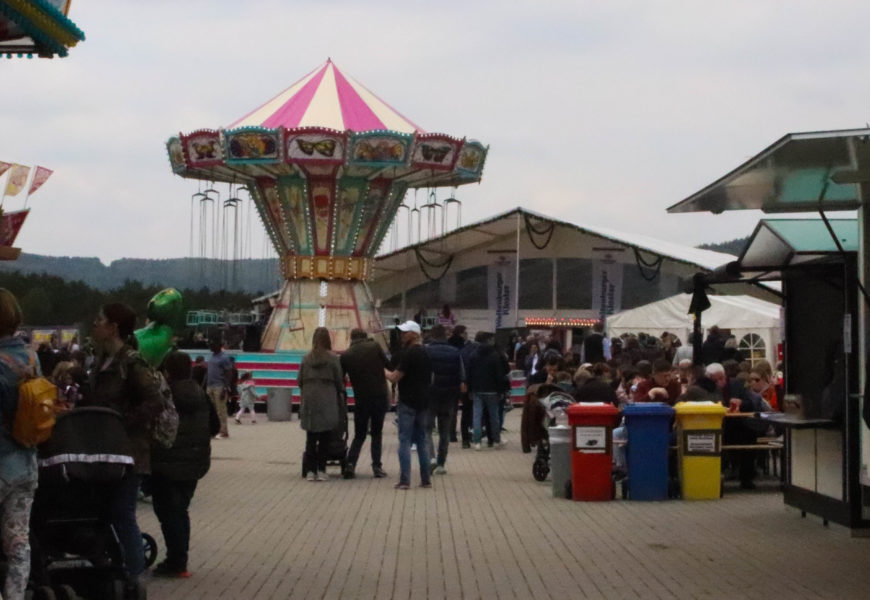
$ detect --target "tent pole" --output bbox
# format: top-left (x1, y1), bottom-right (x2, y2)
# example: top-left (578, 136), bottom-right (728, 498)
top-left (515, 210), bottom-right (521, 327)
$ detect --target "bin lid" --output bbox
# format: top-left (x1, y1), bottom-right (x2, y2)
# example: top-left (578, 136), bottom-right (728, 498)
top-left (674, 401), bottom-right (727, 415)
top-left (566, 403), bottom-right (619, 417)
top-left (624, 402), bottom-right (675, 416)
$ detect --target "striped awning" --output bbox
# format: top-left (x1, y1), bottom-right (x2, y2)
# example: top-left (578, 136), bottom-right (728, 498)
top-left (229, 59), bottom-right (424, 133)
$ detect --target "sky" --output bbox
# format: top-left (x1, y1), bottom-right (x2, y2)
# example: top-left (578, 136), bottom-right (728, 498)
top-left (3, 0), bottom-right (870, 263)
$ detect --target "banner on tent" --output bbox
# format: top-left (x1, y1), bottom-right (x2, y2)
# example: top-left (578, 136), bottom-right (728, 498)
top-left (489, 255), bottom-right (515, 330)
top-left (591, 247), bottom-right (623, 321)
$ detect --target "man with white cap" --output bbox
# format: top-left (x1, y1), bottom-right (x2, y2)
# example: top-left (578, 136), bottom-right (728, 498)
top-left (385, 320), bottom-right (433, 490)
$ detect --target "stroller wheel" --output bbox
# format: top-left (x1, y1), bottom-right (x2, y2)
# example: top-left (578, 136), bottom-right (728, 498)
top-left (56, 585), bottom-right (79, 600)
top-left (142, 532), bottom-right (158, 568)
top-left (532, 458), bottom-right (549, 482)
top-left (33, 587), bottom-right (57, 600)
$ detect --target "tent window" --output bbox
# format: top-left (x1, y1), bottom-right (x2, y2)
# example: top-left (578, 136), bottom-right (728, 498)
top-left (455, 266), bottom-right (488, 309)
top-left (556, 258), bottom-right (592, 309)
top-left (405, 280), bottom-right (440, 309)
top-left (739, 333), bottom-right (766, 366)
top-left (519, 258), bottom-right (553, 309)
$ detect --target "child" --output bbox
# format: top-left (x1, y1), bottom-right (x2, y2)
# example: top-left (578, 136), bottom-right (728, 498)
top-left (234, 372), bottom-right (258, 424)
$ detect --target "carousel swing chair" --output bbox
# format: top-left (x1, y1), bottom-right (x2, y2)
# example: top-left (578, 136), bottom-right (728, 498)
top-left (521, 384), bottom-right (576, 482)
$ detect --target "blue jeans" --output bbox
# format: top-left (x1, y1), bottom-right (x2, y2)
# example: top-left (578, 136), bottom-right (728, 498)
top-left (473, 393), bottom-right (502, 444)
top-left (111, 471), bottom-right (144, 578)
top-left (397, 402), bottom-right (430, 485)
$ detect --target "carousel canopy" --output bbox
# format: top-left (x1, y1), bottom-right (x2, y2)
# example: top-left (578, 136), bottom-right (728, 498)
top-left (0, 0), bottom-right (84, 58)
top-left (230, 59), bottom-right (423, 134)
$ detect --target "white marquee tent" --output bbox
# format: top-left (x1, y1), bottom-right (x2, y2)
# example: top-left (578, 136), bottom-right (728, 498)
top-left (606, 293), bottom-right (782, 365)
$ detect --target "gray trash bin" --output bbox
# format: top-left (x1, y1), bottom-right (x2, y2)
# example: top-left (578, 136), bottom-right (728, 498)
top-left (266, 388), bottom-right (292, 422)
top-left (549, 425), bottom-right (572, 498)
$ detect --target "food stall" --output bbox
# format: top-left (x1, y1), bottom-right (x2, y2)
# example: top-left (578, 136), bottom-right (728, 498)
top-left (668, 129), bottom-right (870, 534)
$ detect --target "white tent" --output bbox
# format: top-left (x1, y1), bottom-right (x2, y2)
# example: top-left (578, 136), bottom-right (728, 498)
top-left (606, 294), bottom-right (782, 364)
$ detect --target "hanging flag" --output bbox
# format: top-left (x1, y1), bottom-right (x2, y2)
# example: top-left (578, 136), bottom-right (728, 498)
top-left (28, 166), bottom-right (53, 195)
top-left (0, 209), bottom-right (29, 246)
top-left (3, 165), bottom-right (30, 197)
top-left (0, 162), bottom-right (12, 177)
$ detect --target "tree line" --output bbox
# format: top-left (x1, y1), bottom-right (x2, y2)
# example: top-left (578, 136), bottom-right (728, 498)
top-left (0, 271), bottom-right (256, 336)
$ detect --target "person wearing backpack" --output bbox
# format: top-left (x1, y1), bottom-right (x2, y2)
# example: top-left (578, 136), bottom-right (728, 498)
top-left (81, 303), bottom-right (165, 590)
top-left (150, 351), bottom-right (215, 578)
top-left (0, 289), bottom-right (42, 600)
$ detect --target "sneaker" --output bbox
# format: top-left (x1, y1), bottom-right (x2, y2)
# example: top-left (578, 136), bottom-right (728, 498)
top-left (394, 482), bottom-right (410, 490)
top-left (462, 441), bottom-right (471, 449)
top-left (251, 420), bottom-right (256, 424)
top-left (234, 418), bottom-right (241, 425)
top-left (434, 466), bottom-right (447, 475)
top-left (316, 472), bottom-right (329, 481)
top-left (214, 433), bottom-right (228, 440)
top-left (373, 467), bottom-right (388, 478)
top-left (429, 460), bottom-right (438, 475)
top-left (306, 472), bottom-right (316, 482)
top-left (420, 481), bottom-right (432, 489)
top-left (153, 561), bottom-right (191, 578)
top-left (473, 443), bottom-right (482, 451)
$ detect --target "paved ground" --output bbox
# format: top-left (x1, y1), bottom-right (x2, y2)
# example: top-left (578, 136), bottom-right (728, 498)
top-left (139, 411), bottom-right (869, 600)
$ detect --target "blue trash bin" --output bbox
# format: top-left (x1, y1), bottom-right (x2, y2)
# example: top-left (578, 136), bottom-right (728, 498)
top-left (624, 403), bottom-right (675, 501)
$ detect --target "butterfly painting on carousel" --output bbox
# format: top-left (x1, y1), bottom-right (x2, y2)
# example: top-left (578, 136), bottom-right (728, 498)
top-left (412, 136), bottom-right (460, 170)
top-left (286, 133), bottom-right (345, 164)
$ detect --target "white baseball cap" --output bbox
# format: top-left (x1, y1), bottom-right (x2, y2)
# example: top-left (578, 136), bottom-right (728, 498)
top-left (397, 320), bottom-right (421, 334)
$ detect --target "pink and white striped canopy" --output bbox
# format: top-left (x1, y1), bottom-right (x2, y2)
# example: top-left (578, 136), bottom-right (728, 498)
top-left (229, 59), bottom-right (424, 134)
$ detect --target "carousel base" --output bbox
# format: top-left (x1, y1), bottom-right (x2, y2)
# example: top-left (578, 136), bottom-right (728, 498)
top-left (260, 279), bottom-right (385, 352)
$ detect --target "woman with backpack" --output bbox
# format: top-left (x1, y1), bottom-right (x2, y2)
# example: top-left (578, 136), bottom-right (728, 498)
top-left (0, 289), bottom-right (41, 600)
top-left (81, 303), bottom-right (165, 590)
top-left (298, 327), bottom-right (344, 481)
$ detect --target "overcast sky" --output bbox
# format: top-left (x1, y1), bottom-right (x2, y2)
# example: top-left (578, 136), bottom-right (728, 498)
top-left (3, 1), bottom-right (870, 263)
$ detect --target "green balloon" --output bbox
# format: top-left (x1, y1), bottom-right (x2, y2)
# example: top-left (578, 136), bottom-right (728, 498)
top-left (135, 322), bottom-right (174, 368)
top-left (146, 288), bottom-right (184, 327)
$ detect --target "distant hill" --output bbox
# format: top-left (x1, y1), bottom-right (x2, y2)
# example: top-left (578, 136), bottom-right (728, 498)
top-left (0, 254), bottom-right (282, 294)
top-left (697, 236), bottom-right (749, 256)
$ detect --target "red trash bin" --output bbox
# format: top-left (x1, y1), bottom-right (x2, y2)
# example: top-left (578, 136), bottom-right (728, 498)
top-left (567, 403), bottom-right (620, 501)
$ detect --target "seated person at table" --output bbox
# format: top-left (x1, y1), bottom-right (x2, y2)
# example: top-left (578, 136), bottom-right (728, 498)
top-left (632, 359), bottom-right (681, 405)
top-left (706, 362), bottom-right (759, 489)
top-left (574, 368), bottom-right (618, 405)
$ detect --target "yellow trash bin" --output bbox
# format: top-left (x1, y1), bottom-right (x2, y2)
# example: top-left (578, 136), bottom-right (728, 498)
top-left (674, 401), bottom-right (727, 500)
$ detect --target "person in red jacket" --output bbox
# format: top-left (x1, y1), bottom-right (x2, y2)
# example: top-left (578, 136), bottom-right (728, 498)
top-left (632, 359), bottom-right (682, 406)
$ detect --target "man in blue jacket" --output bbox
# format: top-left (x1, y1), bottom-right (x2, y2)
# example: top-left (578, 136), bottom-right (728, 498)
top-left (424, 324), bottom-right (464, 474)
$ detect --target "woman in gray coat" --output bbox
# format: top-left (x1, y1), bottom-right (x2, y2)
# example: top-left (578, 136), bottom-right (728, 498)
top-left (299, 327), bottom-right (344, 481)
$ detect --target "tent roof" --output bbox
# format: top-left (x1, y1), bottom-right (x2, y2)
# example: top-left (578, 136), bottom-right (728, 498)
top-left (667, 128), bottom-right (870, 214)
top-left (229, 59), bottom-right (423, 133)
top-left (376, 207), bottom-right (741, 274)
top-left (606, 293), bottom-right (781, 332)
top-left (0, 0), bottom-right (84, 58)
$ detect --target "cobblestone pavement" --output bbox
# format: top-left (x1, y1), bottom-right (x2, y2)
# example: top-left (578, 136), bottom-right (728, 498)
top-left (139, 411), bottom-right (868, 599)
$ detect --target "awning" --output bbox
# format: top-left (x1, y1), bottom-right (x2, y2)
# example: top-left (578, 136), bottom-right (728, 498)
top-left (667, 129), bottom-right (870, 214)
top-left (735, 218), bottom-right (858, 280)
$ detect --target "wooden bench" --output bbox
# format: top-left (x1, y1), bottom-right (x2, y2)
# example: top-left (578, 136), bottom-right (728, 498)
top-left (722, 439), bottom-right (783, 478)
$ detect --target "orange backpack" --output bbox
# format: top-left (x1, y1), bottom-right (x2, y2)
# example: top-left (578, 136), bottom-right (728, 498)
top-left (1, 353), bottom-right (57, 448)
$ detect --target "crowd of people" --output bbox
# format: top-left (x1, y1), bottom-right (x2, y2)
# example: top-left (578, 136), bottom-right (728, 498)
top-left (0, 285), bottom-right (787, 598)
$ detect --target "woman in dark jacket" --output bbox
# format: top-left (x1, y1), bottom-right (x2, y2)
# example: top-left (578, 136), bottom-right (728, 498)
top-left (82, 303), bottom-right (164, 586)
top-left (299, 327), bottom-right (344, 481)
top-left (150, 351), bottom-right (215, 578)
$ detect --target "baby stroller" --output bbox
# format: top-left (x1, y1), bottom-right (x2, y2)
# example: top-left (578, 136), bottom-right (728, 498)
top-left (29, 407), bottom-right (155, 600)
top-left (301, 394), bottom-right (350, 479)
top-left (521, 384), bottom-right (576, 482)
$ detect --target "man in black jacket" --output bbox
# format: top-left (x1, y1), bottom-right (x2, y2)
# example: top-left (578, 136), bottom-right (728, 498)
top-left (424, 324), bottom-right (463, 474)
top-left (340, 329), bottom-right (390, 478)
top-left (467, 332), bottom-right (509, 451)
top-left (151, 351), bottom-right (216, 578)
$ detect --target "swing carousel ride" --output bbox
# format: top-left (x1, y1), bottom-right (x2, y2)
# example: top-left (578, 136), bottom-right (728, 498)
top-left (167, 59), bottom-right (488, 351)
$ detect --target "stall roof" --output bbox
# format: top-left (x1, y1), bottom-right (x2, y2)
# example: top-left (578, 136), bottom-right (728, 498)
top-left (667, 128), bottom-right (870, 214)
top-left (607, 293), bottom-right (781, 333)
top-left (375, 207), bottom-right (738, 274)
top-left (735, 218), bottom-right (857, 281)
